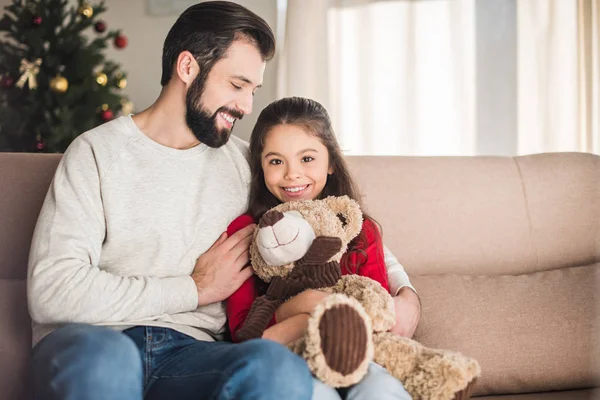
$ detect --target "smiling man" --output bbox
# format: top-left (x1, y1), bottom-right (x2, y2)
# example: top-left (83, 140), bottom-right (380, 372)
top-left (27, 2), bottom-right (313, 400)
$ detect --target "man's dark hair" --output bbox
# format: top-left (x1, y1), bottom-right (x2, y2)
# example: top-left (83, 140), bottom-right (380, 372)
top-left (160, 1), bottom-right (276, 86)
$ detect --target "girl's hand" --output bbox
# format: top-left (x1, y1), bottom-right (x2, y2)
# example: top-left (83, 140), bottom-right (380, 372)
top-left (390, 287), bottom-right (421, 338)
top-left (274, 289), bottom-right (329, 322)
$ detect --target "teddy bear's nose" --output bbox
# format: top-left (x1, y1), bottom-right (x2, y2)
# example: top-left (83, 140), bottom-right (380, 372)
top-left (259, 210), bottom-right (284, 228)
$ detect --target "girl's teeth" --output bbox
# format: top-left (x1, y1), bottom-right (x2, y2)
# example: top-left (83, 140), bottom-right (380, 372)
top-left (285, 185), bottom-right (307, 193)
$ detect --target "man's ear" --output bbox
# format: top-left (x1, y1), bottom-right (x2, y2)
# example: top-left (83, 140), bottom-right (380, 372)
top-left (175, 51), bottom-right (200, 87)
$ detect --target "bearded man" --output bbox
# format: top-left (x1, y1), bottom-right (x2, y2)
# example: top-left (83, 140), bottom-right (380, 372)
top-left (27, 2), bottom-right (314, 400)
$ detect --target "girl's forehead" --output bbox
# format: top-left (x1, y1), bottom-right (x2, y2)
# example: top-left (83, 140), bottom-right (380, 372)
top-left (263, 127), bottom-right (327, 154)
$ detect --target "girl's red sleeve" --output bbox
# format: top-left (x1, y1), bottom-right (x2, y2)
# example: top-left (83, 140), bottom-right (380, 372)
top-left (341, 218), bottom-right (391, 293)
top-left (225, 214), bottom-right (276, 342)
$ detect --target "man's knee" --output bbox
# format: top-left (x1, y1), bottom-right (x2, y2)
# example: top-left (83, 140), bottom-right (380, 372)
top-left (239, 339), bottom-right (312, 386)
top-left (33, 324), bottom-right (142, 390)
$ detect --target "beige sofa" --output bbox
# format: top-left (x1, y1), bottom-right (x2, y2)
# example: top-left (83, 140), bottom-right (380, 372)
top-left (0, 151), bottom-right (598, 400)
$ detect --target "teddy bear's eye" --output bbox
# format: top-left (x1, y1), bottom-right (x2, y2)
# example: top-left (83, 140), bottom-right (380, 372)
top-left (336, 213), bottom-right (347, 227)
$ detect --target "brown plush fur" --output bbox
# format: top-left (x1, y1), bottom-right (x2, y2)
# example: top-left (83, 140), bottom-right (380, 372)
top-left (249, 196), bottom-right (481, 398)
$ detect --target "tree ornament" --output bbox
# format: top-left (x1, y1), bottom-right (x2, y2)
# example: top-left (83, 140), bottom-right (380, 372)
top-left (16, 58), bottom-right (42, 90)
top-left (100, 104), bottom-right (113, 121)
top-left (117, 78), bottom-right (127, 89)
top-left (78, 3), bottom-right (93, 18)
top-left (94, 20), bottom-right (106, 33)
top-left (121, 99), bottom-right (134, 115)
top-left (96, 72), bottom-right (108, 86)
top-left (50, 75), bottom-right (69, 93)
top-left (0, 75), bottom-right (15, 88)
top-left (32, 15), bottom-right (42, 26)
top-left (114, 33), bottom-right (128, 49)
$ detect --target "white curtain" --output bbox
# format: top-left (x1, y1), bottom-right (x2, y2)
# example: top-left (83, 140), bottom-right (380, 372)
top-left (517, 0), bottom-right (597, 154)
top-left (278, 0), bottom-right (476, 156)
top-left (278, 0), bottom-right (599, 156)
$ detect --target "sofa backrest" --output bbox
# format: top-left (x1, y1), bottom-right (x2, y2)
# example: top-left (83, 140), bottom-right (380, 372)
top-left (346, 153), bottom-right (599, 276)
top-left (0, 153), bottom-right (61, 400)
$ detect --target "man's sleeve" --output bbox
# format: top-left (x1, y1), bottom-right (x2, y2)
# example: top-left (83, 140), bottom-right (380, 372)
top-left (27, 139), bottom-right (198, 325)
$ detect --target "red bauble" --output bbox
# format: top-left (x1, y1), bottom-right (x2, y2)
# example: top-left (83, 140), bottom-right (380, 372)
top-left (0, 76), bottom-right (15, 88)
top-left (101, 109), bottom-right (114, 121)
top-left (114, 34), bottom-right (128, 49)
top-left (32, 16), bottom-right (42, 26)
top-left (94, 20), bottom-right (106, 33)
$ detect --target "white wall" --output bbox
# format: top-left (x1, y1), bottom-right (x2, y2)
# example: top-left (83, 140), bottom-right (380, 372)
top-left (0, 0), bottom-right (279, 141)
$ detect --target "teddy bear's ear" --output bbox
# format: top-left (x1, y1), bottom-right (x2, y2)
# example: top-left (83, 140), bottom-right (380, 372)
top-left (323, 195), bottom-right (363, 241)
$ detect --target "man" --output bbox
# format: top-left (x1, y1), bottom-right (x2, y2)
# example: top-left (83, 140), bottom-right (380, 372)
top-left (28, 2), bottom-right (313, 399)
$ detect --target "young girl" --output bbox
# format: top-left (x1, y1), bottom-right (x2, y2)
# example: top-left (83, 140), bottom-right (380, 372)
top-left (226, 97), bottom-right (413, 400)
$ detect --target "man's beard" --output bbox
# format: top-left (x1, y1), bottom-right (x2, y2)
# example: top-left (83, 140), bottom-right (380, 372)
top-left (185, 75), bottom-right (243, 148)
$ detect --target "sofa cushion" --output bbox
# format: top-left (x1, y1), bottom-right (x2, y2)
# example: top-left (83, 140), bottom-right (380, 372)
top-left (412, 263), bottom-right (600, 397)
top-left (475, 387), bottom-right (599, 399)
top-left (0, 279), bottom-right (32, 400)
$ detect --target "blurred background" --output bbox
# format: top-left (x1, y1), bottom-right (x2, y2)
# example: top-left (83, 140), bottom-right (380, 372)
top-left (1, 0), bottom-right (598, 156)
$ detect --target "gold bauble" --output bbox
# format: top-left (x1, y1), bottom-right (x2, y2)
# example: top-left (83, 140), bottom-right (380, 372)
top-left (50, 76), bottom-right (68, 93)
top-left (96, 72), bottom-right (108, 86)
top-left (78, 3), bottom-right (93, 18)
top-left (117, 78), bottom-right (127, 89)
top-left (121, 100), bottom-right (134, 115)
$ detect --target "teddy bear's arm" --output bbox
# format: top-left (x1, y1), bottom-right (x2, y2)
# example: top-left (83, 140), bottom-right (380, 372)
top-left (296, 236), bottom-right (342, 266)
top-left (236, 276), bottom-right (309, 341)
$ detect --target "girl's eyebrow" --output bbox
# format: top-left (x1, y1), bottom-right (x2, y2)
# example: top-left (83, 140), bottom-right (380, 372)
top-left (264, 148), bottom-right (319, 158)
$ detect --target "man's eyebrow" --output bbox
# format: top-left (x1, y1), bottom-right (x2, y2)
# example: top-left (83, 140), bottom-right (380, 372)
top-left (231, 75), bottom-right (262, 88)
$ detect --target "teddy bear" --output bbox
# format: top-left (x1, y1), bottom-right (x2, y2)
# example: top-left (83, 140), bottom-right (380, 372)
top-left (236, 195), bottom-right (480, 400)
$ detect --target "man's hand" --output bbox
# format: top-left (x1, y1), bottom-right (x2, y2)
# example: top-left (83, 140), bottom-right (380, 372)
top-left (192, 224), bottom-right (256, 306)
top-left (390, 287), bottom-right (421, 338)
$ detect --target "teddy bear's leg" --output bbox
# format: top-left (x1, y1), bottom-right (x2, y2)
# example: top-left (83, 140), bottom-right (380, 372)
top-left (302, 294), bottom-right (374, 388)
top-left (330, 275), bottom-right (396, 332)
top-left (373, 332), bottom-right (480, 400)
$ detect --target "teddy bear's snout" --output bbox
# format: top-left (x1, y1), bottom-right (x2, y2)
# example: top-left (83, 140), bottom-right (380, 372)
top-left (259, 210), bottom-right (284, 228)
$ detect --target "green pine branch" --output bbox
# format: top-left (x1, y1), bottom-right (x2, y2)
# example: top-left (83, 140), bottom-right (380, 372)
top-left (0, 0), bottom-right (130, 153)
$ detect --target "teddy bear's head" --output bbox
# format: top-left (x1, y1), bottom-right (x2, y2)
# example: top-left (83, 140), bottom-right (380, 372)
top-left (250, 196), bottom-right (363, 282)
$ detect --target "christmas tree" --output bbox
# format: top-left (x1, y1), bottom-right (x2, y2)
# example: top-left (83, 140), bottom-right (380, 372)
top-left (0, 0), bottom-right (133, 153)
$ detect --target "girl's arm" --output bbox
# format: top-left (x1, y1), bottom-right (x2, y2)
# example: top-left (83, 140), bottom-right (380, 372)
top-left (355, 219), bottom-right (421, 337)
top-left (263, 314), bottom-right (310, 344)
top-left (383, 245), bottom-right (417, 296)
top-left (261, 289), bottom-right (329, 345)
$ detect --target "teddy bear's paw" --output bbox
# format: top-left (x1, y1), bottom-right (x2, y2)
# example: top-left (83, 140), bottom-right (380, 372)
top-left (403, 347), bottom-right (481, 400)
top-left (303, 294), bottom-right (374, 388)
top-left (332, 275), bottom-right (396, 332)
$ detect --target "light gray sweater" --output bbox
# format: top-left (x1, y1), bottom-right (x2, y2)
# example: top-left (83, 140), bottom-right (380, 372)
top-left (27, 116), bottom-right (251, 344)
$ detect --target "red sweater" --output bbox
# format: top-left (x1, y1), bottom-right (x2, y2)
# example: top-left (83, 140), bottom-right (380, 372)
top-left (226, 214), bottom-right (390, 342)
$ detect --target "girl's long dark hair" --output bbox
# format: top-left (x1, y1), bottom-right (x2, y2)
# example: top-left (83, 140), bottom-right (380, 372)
top-left (248, 97), bottom-right (379, 274)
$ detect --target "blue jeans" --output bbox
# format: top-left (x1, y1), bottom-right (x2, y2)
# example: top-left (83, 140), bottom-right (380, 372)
top-left (312, 363), bottom-right (412, 400)
top-left (32, 324), bottom-right (313, 400)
